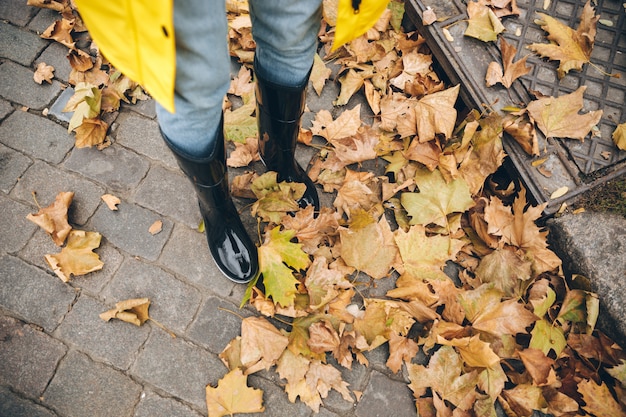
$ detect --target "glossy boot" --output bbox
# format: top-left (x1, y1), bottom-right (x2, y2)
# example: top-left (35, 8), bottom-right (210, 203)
top-left (255, 65), bottom-right (320, 211)
top-left (162, 124), bottom-right (258, 284)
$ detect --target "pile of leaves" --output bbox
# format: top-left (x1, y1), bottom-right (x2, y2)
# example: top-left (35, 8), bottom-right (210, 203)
top-left (28, 0), bottom-right (626, 416)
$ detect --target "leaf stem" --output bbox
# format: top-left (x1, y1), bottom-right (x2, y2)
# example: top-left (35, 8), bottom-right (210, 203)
top-left (31, 191), bottom-right (42, 209)
top-left (148, 318), bottom-right (177, 338)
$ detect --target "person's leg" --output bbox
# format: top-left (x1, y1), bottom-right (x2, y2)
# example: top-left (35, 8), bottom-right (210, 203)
top-left (156, 0), bottom-right (258, 283)
top-left (249, 0), bottom-right (323, 210)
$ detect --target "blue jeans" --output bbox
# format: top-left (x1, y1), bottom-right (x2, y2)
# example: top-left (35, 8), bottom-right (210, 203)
top-left (156, 0), bottom-right (323, 158)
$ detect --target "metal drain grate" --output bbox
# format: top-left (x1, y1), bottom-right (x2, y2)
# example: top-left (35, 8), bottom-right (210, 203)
top-left (405, 0), bottom-right (626, 213)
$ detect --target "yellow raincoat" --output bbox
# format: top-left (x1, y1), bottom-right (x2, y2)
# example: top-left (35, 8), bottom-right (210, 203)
top-left (74, 0), bottom-right (389, 114)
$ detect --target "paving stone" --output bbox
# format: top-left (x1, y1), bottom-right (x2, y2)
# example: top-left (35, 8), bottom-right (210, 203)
top-left (0, 61), bottom-right (63, 110)
top-left (354, 370), bottom-right (415, 417)
top-left (132, 328), bottom-right (227, 410)
top-left (0, 110), bottom-right (73, 164)
top-left (26, 7), bottom-right (58, 34)
top-left (124, 98), bottom-right (157, 119)
top-left (0, 194), bottom-right (37, 254)
top-left (102, 258), bottom-right (202, 334)
top-left (0, 98), bottom-right (14, 119)
top-left (115, 112), bottom-right (177, 168)
top-left (43, 350), bottom-right (142, 417)
top-left (134, 391), bottom-right (203, 417)
top-left (0, 1), bottom-right (39, 26)
top-left (134, 165), bottom-right (200, 228)
top-left (63, 144), bottom-right (150, 194)
top-left (0, 255), bottom-right (76, 332)
top-left (0, 386), bottom-right (57, 417)
top-left (18, 229), bottom-right (122, 294)
top-left (246, 374), bottom-right (312, 417)
top-left (548, 211), bottom-right (626, 346)
top-left (159, 224), bottom-right (237, 297)
top-left (316, 408), bottom-right (340, 417)
top-left (55, 293), bottom-right (150, 370)
top-left (0, 314), bottom-right (67, 396)
top-left (11, 160), bottom-right (105, 225)
top-left (90, 202), bottom-right (172, 261)
top-left (186, 296), bottom-right (252, 354)
top-left (47, 85), bottom-right (73, 123)
top-left (0, 22), bottom-right (47, 66)
top-left (36, 42), bottom-right (72, 83)
top-left (0, 143), bottom-right (32, 193)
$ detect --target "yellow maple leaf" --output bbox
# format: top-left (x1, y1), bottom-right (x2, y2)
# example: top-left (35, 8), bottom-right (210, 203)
top-left (528, 1), bottom-right (599, 78)
top-left (26, 191), bottom-right (74, 246)
top-left (205, 368), bottom-right (264, 417)
top-left (44, 230), bottom-right (104, 282)
top-left (613, 122), bottom-right (626, 151)
top-left (258, 226), bottom-right (311, 308)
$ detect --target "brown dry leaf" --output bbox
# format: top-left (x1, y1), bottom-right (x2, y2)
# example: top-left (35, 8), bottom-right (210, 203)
top-left (423, 8), bottom-right (437, 25)
top-left (27, 0), bottom-right (72, 13)
top-left (386, 332), bottom-right (419, 373)
top-left (41, 18), bottom-right (75, 49)
top-left (437, 334), bottom-right (501, 368)
top-left (333, 170), bottom-right (380, 218)
top-left (206, 368), bottom-right (264, 417)
top-left (304, 257), bottom-right (352, 311)
top-left (503, 113), bottom-right (539, 156)
top-left (67, 49), bottom-right (93, 72)
top-left (528, 1), bottom-right (599, 78)
top-left (34, 62), bottom-right (55, 84)
top-left (339, 211), bottom-right (398, 279)
top-left (310, 105), bottom-right (362, 142)
top-left (335, 69), bottom-right (365, 106)
top-left (472, 299), bottom-right (538, 335)
top-left (227, 136), bottom-right (259, 167)
top-left (500, 384), bottom-right (548, 417)
top-left (525, 86), bottom-right (602, 141)
top-left (464, 0), bottom-right (505, 42)
top-left (74, 117), bottom-right (108, 148)
top-left (99, 298), bottom-right (151, 326)
top-left (486, 37), bottom-right (531, 88)
top-left (240, 316), bottom-right (289, 374)
top-left (281, 206), bottom-right (340, 255)
top-left (149, 220), bottom-right (163, 235)
top-left (230, 171), bottom-right (259, 199)
top-left (45, 230), bottom-right (104, 282)
top-left (228, 66), bottom-right (255, 97)
top-left (578, 379), bottom-right (624, 416)
top-left (101, 194), bottom-right (120, 210)
top-left (413, 85), bottom-right (460, 142)
top-left (27, 191), bottom-right (74, 246)
top-left (311, 53), bottom-right (331, 96)
top-left (613, 122), bottom-right (626, 151)
top-left (517, 348), bottom-right (556, 386)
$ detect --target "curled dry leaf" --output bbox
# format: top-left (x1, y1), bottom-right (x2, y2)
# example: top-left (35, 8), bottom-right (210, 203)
top-left (101, 194), bottom-right (121, 210)
top-left (486, 37), bottom-right (531, 89)
top-left (100, 298), bottom-right (151, 326)
top-left (26, 191), bottom-right (74, 246)
top-left (422, 8), bottom-right (437, 25)
top-left (45, 230), bottom-right (104, 282)
top-left (34, 62), bottom-right (55, 84)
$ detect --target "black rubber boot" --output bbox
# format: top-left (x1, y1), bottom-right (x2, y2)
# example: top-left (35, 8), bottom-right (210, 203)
top-left (162, 122), bottom-right (258, 284)
top-left (255, 65), bottom-right (320, 211)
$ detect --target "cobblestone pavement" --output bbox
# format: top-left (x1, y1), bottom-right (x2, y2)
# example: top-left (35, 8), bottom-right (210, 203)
top-left (2, 2), bottom-right (625, 417)
top-left (0, 3), bottom-right (421, 417)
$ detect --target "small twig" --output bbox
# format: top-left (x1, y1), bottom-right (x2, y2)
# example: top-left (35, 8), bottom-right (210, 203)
top-left (31, 191), bottom-right (42, 209)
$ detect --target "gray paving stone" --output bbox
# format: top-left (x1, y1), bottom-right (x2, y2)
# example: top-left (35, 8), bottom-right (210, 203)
top-left (0, 22), bottom-right (47, 66)
top-left (159, 224), bottom-right (237, 297)
top-left (18, 229), bottom-right (123, 294)
top-left (55, 293), bottom-right (150, 370)
top-left (47, 85), bottom-right (73, 123)
top-left (134, 165), bottom-right (200, 228)
top-left (0, 110), bottom-right (73, 164)
top-left (0, 98), bottom-right (14, 119)
top-left (90, 202), bottom-right (172, 261)
top-left (124, 97), bottom-right (157, 119)
top-left (63, 144), bottom-right (150, 194)
top-left (549, 211), bottom-right (626, 346)
top-left (186, 296), bottom-right (252, 354)
top-left (132, 328), bottom-right (227, 410)
top-left (43, 350), bottom-right (142, 417)
top-left (0, 143), bottom-right (32, 193)
top-left (115, 112), bottom-right (177, 168)
top-left (0, 314), bottom-right (67, 396)
top-left (354, 370), bottom-right (415, 417)
top-left (133, 391), bottom-right (203, 417)
top-left (323, 358), bottom-right (368, 413)
top-left (102, 258), bottom-right (202, 334)
top-left (0, 61), bottom-right (63, 110)
top-left (0, 386), bottom-right (57, 417)
top-left (247, 374), bottom-right (313, 417)
top-left (316, 408), bottom-right (340, 417)
top-left (0, 255), bottom-right (76, 332)
top-left (36, 42), bottom-right (72, 83)
top-left (26, 7), bottom-right (58, 34)
top-left (0, 194), bottom-right (37, 254)
top-left (0, 1), bottom-right (39, 26)
top-left (11, 160), bottom-right (105, 225)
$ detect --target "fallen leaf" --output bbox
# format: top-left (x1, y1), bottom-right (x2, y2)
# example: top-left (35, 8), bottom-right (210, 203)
top-left (613, 122), bottom-right (626, 150)
top-left (99, 298), bottom-right (151, 326)
top-left (310, 105), bottom-right (362, 142)
top-left (578, 379), bottom-right (624, 416)
top-left (386, 331), bottom-right (419, 373)
top-left (101, 194), bottom-right (120, 210)
top-left (27, 191), bottom-right (74, 246)
top-left (205, 368), bottom-right (264, 417)
top-left (486, 37), bottom-right (531, 88)
top-left (41, 18), bottom-right (75, 49)
top-left (74, 117), bottom-right (108, 148)
top-left (149, 220), bottom-right (163, 235)
top-left (45, 230), bottom-right (104, 282)
top-left (529, 318), bottom-right (566, 356)
top-left (34, 62), bottom-right (55, 84)
top-left (335, 69), bottom-right (365, 106)
top-left (465, 0), bottom-right (505, 42)
top-left (224, 98), bottom-right (256, 143)
top-left (63, 82), bottom-right (102, 132)
top-left (528, 1), bottom-right (599, 78)
top-left (413, 85), bottom-right (460, 142)
top-left (240, 316), bottom-right (289, 374)
top-left (226, 136), bottom-right (259, 167)
top-left (423, 8), bottom-right (437, 25)
top-left (311, 53), bottom-right (331, 96)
